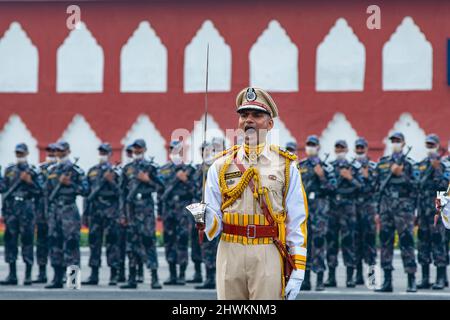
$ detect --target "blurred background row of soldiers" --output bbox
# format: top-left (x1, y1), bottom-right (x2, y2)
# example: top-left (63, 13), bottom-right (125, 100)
top-left (0, 137), bottom-right (226, 289)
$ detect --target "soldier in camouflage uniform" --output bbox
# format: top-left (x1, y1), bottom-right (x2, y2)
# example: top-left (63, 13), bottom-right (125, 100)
top-left (415, 134), bottom-right (450, 290)
top-left (0, 143), bottom-right (42, 286)
top-left (325, 140), bottom-right (363, 288)
top-left (353, 137), bottom-right (378, 285)
top-left (120, 139), bottom-right (164, 289)
top-left (159, 140), bottom-right (196, 286)
top-left (298, 135), bottom-right (336, 291)
top-left (33, 143), bottom-right (58, 284)
top-left (45, 141), bottom-right (89, 289)
top-left (82, 143), bottom-right (122, 286)
top-left (375, 132), bottom-right (417, 292)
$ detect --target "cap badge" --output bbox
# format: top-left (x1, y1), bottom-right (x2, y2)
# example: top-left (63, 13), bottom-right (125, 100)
top-left (245, 88), bottom-right (257, 102)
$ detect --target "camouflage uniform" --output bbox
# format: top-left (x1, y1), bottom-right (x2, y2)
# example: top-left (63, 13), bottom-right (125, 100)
top-left (121, 158), bottom-right (164, 272)
top-left (85, 162), bottom-right (122, 270)
top-left (298, 157), bottom-right (336, 275)
top-left (1, 162), bottom-right (42, 266)
top-left (46, 160), bottom-right (88, 268)
top-left (159, 162), bottom-right (196, 283)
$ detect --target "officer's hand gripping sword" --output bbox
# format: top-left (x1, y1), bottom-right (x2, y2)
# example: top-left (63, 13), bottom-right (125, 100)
top-left (186, 44), bottom-right (210, 244)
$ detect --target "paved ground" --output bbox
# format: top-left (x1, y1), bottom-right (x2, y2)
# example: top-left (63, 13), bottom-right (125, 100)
top-left (0, 248), bottom-right (449, 300)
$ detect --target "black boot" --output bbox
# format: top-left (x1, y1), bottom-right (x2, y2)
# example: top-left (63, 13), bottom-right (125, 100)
top-left (82, 266), bottom-right (99, 285)
top-left (120, 266), bottom-right (137, 289)
top-left (45, 266), bottom-right (63, 289)
top-left (375, 269), bottom-right (393, 292)
top-left (432, 267), bottom-right (446, 290)
top-left (186, 262), bottom-right (203, 283)
top-left (151, 269), bottom-right (162, 289)
top-left (0, 262), bottom-right (18, 285)
top-left (109, 267), bottom-right (118, 286)
top-left (406, 273), bottom-right (417, 292)
top-left (118, 264), bottom-right (126, 282)
top-left (176, 264), bottom-right (186, 285)
top-left (164, 263), bottom-right (178, 285)
top-left (346, 267), bottom-right (356, 288)
top-left (444, 267), bottom-right (448, 287)
top-left (24, 263), bottom-right (32, 286)
top-left (315, 271), bottom-right (325, 291)
top-left (301, 270), bottom-right (311, 291)
top-left (417, 264), bottom-right (430, 289)
top-left (33, 265), bottom-right (47, 283)
top-left (137, 263), bottom-right (144, 283)
top-left (355, 263), bottom-right (364, 285)
top-left (195, 267), bottom-right (216, 289)
top-left (324, 267), bottom-right (337, 287)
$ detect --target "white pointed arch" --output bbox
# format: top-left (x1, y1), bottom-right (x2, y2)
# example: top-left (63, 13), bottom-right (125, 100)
top-left (59, 114), bottom-right (102, 171)
top-left (187, 114), bottom-right (229, 164)
top-left (0, 115), bottom-right (39, 169)
top-left (382, 17), bottom-right (432, 91)
top-left (250, 20), bottom-right (298, 92)
top-left (316, 18), bottom-right (365, 92)
top-left (0, 22), bottom-right (38, 92)
top-left (267, 118), bottom-right (297, 148)
top-left (120, 21), bottom-right (167, 92)
top-left (57, 21), bottom-right (104, 92)
top-left (383, 113), bottom-right (427, 161)
top-left (184, 20), bottom-right (231, 93)
top-left (319, 113), bottom-right (359, 160)
top-left (121, 114), bottom-right (167, 165)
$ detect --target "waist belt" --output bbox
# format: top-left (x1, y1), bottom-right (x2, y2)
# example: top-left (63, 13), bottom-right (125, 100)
top-left (222, 222), bottom-right (278, 239)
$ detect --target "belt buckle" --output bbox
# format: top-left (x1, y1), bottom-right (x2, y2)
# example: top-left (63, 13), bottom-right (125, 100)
top-left (246, 224), bottom-right (256, 239)
top-left (14, 196), bottom-right (23, 201)
top-left (136, 193), bottom-right (142, 200)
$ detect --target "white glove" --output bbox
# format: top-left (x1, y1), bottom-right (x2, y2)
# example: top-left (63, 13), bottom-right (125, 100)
top-left (285, 269), bottom-right (303, 300)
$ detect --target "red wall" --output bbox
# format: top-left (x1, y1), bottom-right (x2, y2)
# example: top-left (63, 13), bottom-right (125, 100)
top-left (0, 0), bottom-right (448, 161)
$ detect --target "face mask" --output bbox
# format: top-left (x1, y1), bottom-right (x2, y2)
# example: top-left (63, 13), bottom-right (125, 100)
top-left (391, 142), bottom-right (403, 153)
top-left (170, 154), bottom-right (183, 165)
top-left (46, 156), bottom-right (56, 163)
top-left (99, 155), bottom-right (109, 163)
top-left (355, 153), bottom-right (366, 161)
top-left (16, 156), bottom-right (27, 163)
top-left (305, 146), bottom-right (319, 157)
top-left (58, 155), bottom-right (70, 162)
top-left (335, 152), bottom-right (347, 160)
top-left (133, 153), bottom-right (144, 161)
top-left (427, 147), bottom-right (438, 157)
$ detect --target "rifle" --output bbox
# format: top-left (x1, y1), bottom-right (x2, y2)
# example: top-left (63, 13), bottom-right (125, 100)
top-left (304, 153), bottom-right (330, 191)
top-left (86, 162), bottom-right (118, 202)
top-left (378, 146), bottom-right (412, 196)
top-left (125, 159), bottom-right (160, 203)
top-left (48, 157), bottom-right (80, 203)
top-left (2, 163), bottom-right (36, 202)
top-left (160, 163), bottom-right (195, 203)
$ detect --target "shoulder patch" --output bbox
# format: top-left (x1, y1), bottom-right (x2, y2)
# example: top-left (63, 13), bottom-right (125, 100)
top-left (270, 145), bottom-right (297, 161)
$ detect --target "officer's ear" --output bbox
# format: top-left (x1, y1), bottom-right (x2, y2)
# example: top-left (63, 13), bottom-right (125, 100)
top-left (267, 116), bottom-right (274, 131)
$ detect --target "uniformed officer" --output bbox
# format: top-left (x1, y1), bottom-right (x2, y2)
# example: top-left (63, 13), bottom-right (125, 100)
top-left (82, 143), bottom-right (122, 286)
top-left (286, 142), bottom-right (298, 157)
top-left (33, 143), bottom-right (58, 283)
top-left (120, 139), bottom-right (164, 289)
top-left (353, 137), bottom-right (377, 285)
top-left (325, 140), bottom-right (363, 288)
top-left (200, 87), bottom-right (308, 300)
top-left (159, 140), bottom-right (196, 286)
top-left (375, 132), bottom-right (417, 292)
top-left (415, 134), bottom-right (450, 290)
top-left (0, 143), bottom-right (42, 286)
top-left (45, 141), bottom-right (88, 289)
top-left (298, 135), bottom-right (336, 291)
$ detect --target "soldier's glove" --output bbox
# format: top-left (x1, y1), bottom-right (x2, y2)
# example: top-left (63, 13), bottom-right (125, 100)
top-left (285, 269), bottom-right (303, 300)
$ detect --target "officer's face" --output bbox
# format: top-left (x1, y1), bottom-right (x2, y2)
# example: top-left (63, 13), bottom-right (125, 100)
top-left (335, 146), bottom-right (347, 154)
top-left (355, 146), bottom-right (367, 155)
top-left (47, 151), bottom-right (56, 158)
top-left (56, 149), bottom-right (68, 158)
top-left (238, 110), bottom-right (273, 144)
top-left (133, 147), bottom-right (145, 156)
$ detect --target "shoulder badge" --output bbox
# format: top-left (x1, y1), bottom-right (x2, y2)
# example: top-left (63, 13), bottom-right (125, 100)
top-left (270, 145), bottom-right (297, 161)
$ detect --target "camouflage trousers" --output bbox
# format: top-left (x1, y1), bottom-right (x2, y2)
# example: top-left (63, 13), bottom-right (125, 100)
top-left (118, 224), bottom-right (127, 268)
top-left (355, 200), bottom-right (377, 266)
top-left (190, 215), bottom-right (203, 264)
top-left (417, 199), bottom-right (448, 267)
top-left (87, 201), bottom-right (121, 269)
top-left (326, 200), bottom-right (356, 268)
top-left (3, 200), bottom-right (35, 265)
top-left (379, 198), bottom-right (417, 273)
top-left (48, 200), bottom-right (81, 267)
top-left (201, 237), bottom-right (219, 269)
top-left (306, 198), bottom-right (329, 273)
top-left (35, 200), bottom-right (48, 266)
top-left (126, 198), bottom-right (158, 270)
top-left (163, 199), bottom-right (191, 266)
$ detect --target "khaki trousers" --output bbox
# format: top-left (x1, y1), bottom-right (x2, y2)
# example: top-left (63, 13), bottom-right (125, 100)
top-left (216, 240), bottom-right (282, 300)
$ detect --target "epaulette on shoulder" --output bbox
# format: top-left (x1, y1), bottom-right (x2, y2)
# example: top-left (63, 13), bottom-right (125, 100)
top-left (270, 145), bottom-right (297, 161)
top-left (214, 145), bottom-right (240, 159)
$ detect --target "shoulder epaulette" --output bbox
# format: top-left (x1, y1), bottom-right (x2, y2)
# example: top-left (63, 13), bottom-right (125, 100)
top-left (270, 145), bottom-right (297, 161)
top-left (214, 145), bottom-right (240, 159)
